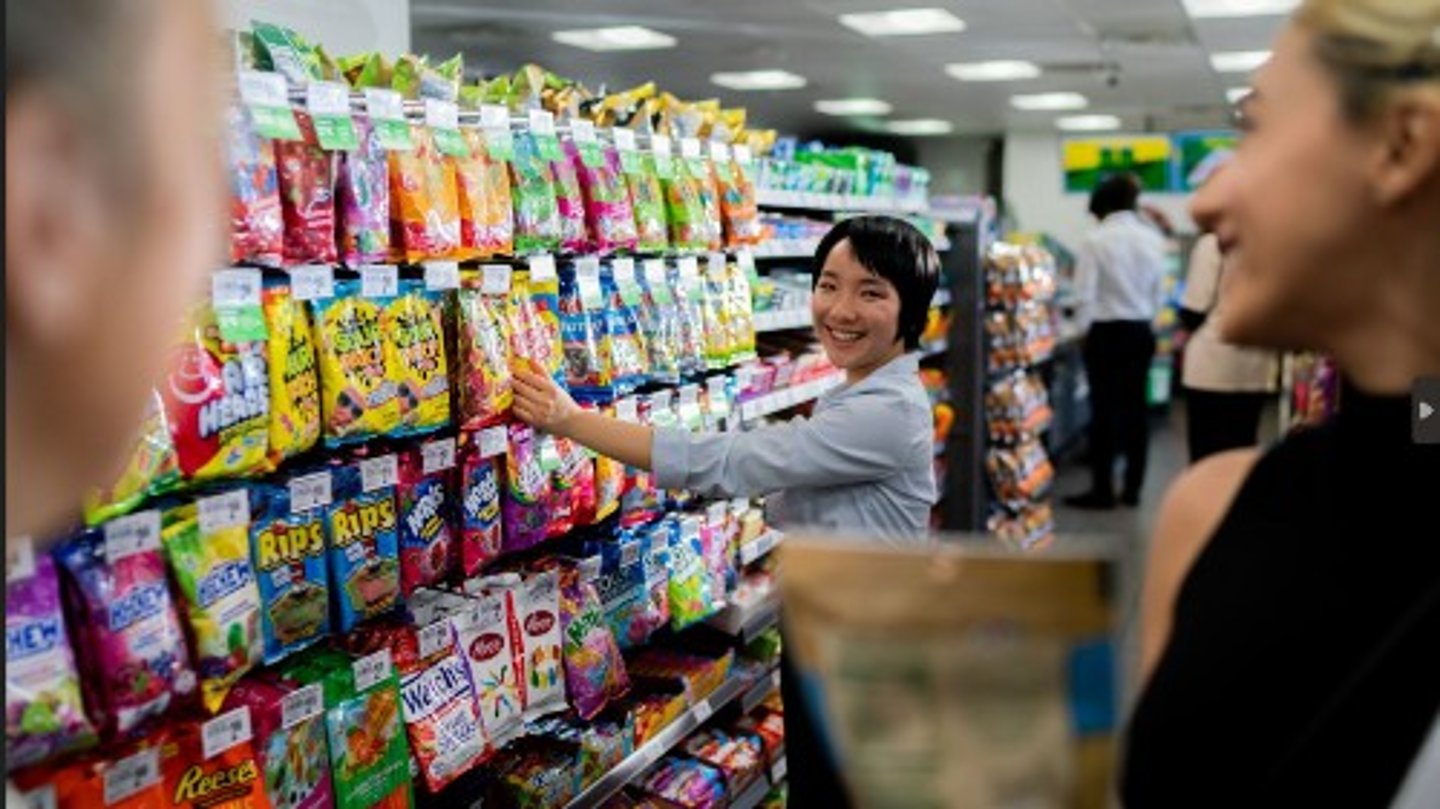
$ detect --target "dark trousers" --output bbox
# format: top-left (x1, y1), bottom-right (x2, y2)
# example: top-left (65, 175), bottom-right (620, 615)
top-left (1185, 388), bottom-right (1268, 463)
top-left (1083, 321), bottom-right (1156, 499)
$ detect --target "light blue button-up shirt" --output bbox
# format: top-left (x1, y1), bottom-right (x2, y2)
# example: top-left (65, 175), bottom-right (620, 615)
top-left (652, 352), bottom-right (936, 545)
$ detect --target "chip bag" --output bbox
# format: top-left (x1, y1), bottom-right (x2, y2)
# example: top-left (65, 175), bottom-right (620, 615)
top-left (223, 676), bottom-right (334, 809)
top-left (277, 111), bottom-right (340, 265)
top-left (226, 105), bottom-right (284, 266)
top-left (459, 436), bottom-right (504, 577)
top-left (390, 124), bottom-right (463, 262)
top-left (456, 278), bottom-right (513, 430)
top-left (397, 446), bottom-right (455, 596)
top-left (326, 463), bottom-right (402, 632)
top-left (516, 570), bottom-right (566, 722)
top-left (455, 127), bottom-right (516, 258)
top-left (250, 482), bottom-right (331, 665)
top-left (549, 561), bottom-right (629, 721)
top-left (383, 282), bottom-right (451, 435)
top-left (501, 423), bottom-right (551, 554)
top-left (452, 589), bottom-right (526, 751)
top-left (337, 116), bottom-right (393, 265)
top-left (160, 711), bottom-right (270, 809)
top-left (161, 499), bottom-right (264, 713)
top-left (263, 283), bottom-right (322, 465)
top-left (509, 131), bottom-right (562, 254)
top-left (83, 390), bottom-right (182, 526)
top-left (312, 281), bottom-right (402, 446)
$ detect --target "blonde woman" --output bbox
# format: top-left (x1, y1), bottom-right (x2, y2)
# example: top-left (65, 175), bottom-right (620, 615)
top-left (1126, 1), bottom-right (1440, 805)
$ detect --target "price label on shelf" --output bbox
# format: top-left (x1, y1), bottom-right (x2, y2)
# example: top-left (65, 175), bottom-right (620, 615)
top-left (103, 748), bottom-right (160, 806)
top-left (528, 108), bottom-right (556, 136)
top-left (364, 87), bottom-right (405, 122)
top-left (734, 145), bottom-right (754, 165)
top-left (237, 69), bottom-right (288, 108)
top-left (201, 706), bottom-right (253, 761)
top-left (481, 264), bottom-right (513, 295)
top-left (575, 257), bottom-right (603, 309)
top-left (615, 397), bottom-right (639, 424)
top-left (707, 253), bottom-right (727, 281)
top-left (710, 141), bottom-right (730, 162)
top-left (198, 489), bottom-right (250, 535)
top-left (6, 536), bottom-right (35, 584)
top-left (424, 98), bottom-right (460, 131)
top-left (479, 104), bottom-right (514, 161)
top-left (418, 618), bottom-right (454, 659)
top-left (105, 510), bottom-right (161, 564)
top-left (570, 118), bottom-right (597, 143)
top-left (706, 501), bottom-right (729, 526)
top-left (620, 538), bottom-right (641, 568)
top-left (19, 784), bottom-right (55, 809)
top-left (307, 80), bottom-right (358, 150)
top-left (579, 555), bottom-right (602, 584)
top-left (736, 250), bottom-right (756, 275)
top-left (612, 257), bottom-right (637, 288)
top-left (680, 137), bottom-right (702, 160)
top-left (213, 269), bottom-right (262, 309)
top-left (421, 437), bottom-right (457, 474)
top-left (281, 684), bottom-right (324, 730)
top-left (528, 254), bottom-right (558, 282)
top-left (693, 699), bottom-right (713, 724)
top-left (480, 104), bottom-right (510, 129)
top-left (612, 127), bottom-right (637, 152)
top-left (643, 258), bottom-right (667, 285)
top-left (360, 454), bottom-right (399, 493)
top-left (650, 134), bottom-right (672, 158)
top-left (289, 265), bottom-right (335, 301)
top-left (289, 471), bottom-right (332, 513)
top-left (650, 389), bottom-right (673, 414)
top-left (637, 742), bottom-right (662, 769)
top-left (424, 261), bottom-right (461, 291)
top-left (678, 256), bottom-right (701, 300)
top-left (353, 649), bottom-right (393, 692)
top-left (360, 265), bottom-right (399, 298)
top-left (478, 426), bottom-right (509, 459)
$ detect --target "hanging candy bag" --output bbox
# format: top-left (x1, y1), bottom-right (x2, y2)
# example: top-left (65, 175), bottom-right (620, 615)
top-left (250, 482), bottom-right (331, 665)
top-left (459, 435), bottom-right (504, 576)
top-left (383, 282), bottom-right (451, 435)
top-left (452, 590), bottom-right (525, 751)
top-left (549, 561), bottom-right (629, 721)
top-left (326, 463), bottom-right (402, 632)
top-left (337, 116), bottom-right (393, 265)
top-left (455, 128), bottom-right (516, 258)
top-left (389, 125), bottom-right (463, 262)
top-left (601, 267), bottom-right (648, 394)
top-left (263, 282), bottom-right (322, 465)
top-left (568, 139), bottom-right (638, 254)
top-left (509, 131), bottom-right (562, 255)
top-left (277, 111), bottom-right (339, 265)
top-left (311, 281), bottom-right (401, 446)
top-left (501, 423), bottom-right (551, 554)
top-left (83, 390), bottom-right (181, 526)
top-left (719, 152), bottom-right (761, 247)
top-left (456, 275), bottom-right (513, 430)
top-left (223, 676), bottom-right (334, 809)
top-left (558, 266), bottom-right (611, 400)
top-left (226, 105), bottom-right (284, 266)
top-left (397, 445), bottom-right (456, 595)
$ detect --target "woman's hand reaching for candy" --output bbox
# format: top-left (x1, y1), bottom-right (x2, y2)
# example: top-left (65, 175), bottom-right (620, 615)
top-left (512, 363), bottom-right (582, 436)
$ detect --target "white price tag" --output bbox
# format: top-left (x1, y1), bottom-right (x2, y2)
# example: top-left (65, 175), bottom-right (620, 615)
top-left (528, 254), bottom-right (557, 282)
top-left (364, 87), bottom-right (405, 122)
top-left (422, 437), bottom-right (457, 474)
top-left (478, 426), bottom-right (509, 459)
top-left (772, 756), bottom-right (787, 783)
top-left (202, 706), bottom-right (253, 760)
top-left (360, 454), bottom-right (399, 493)
top-left (198, 489), bottom-right (250, 535)
top-left (289, 265), bottom-right (335, 301)
top-left (480, 104), bottom-right (510, 129)
top-left (19, 784), bottom-right (55, 809)
top-left (693, 699), bottom-right (713, 723)
top-left (481, 264), bottom-right (513, 295)
top-left (616, 397), bottom-right (639, 424)
top-left (680, 137), bottom-right (702, 159)
top-left (353, 649), bottom-right (393, 692)
top-left (570, 119), bottom-right (597, 144)
top-left (289, 471), bottom-right (332, 513)
top-left (650, 389), bottom-right (673, 413)
top-left (708, 253), bottom-right (727, 281)
top-left (528, 108), bottom-right (556, 136)
top-left (424, 261), bottom-right (461, 291)
top-left (6, 536), bottom-right (36, 584)
top-left (425, 98), bottom-right (459, 130)
top-left (651, 134), bottom-right (672, 158)
top-left (638, 742), bottom-right (662, 769)
top-left (737, 251), bottom-right (756, 275)
top-left (282, 684), bottom-right (324, 729)
top-left (678, 256), bottom-right (700, 284)
top-left (679, 385), bottom-right (701, 410)
top-left (734, 145), bottom-right (754, 165)
top-left (579, 556), bottom-right (602, 584)
top-left (213, 268), bottom-right (262, 309)
top-left (576, 257), bottom-right (601, 281)
top-left (418, 618), bottom-right (454, 659)
top-left (361, 265), bottom-right (399, 298)
top-left (104, 510), bottom-right (161, 563)
top-left (612, 257), bottom-right (637, 288)
top-left (620, 539), bottom-right (641, 569)
top-left (710, 141), bottom-right (730, 162)
top-left (237, 70), bottom-right (288, 108)
top-left (612, 127), bottom-right (637, 152)
top-left (307, 80), bottom-right (350, 116)
top-left (643, 259), bottom-right (667, 287)
top-left (103, 748), bottom-right (161, 805)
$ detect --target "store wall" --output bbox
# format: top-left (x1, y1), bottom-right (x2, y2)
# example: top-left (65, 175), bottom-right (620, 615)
top-left (915, 136), bottom-right (998, 198)
top-left (1001, 131), bottom-right (1196, 253)
top-left (220, 0), bottom-right (411, 56)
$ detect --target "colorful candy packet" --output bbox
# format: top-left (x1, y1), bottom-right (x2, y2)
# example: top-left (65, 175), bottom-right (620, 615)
top-left (542, 434), bottom-right (576, 541)
top-left (642, 528), bottom-right (672, 636)
top-left (383, 281), bottom-right (451, 435)
top-left (567, 138), bottom-right (638, 254)
top-left (587, 533), bottom-right (652, 651)
top-left (509, 131), bottom-right (562, 254)
top-left (700, 503), bottom-right (735, 610)
top-left (548, 560), bottom-right (629, 721)
top-left (397, 443), bottom-right (456, 596)
top-left (451, 586), bottom-right (526, 751)
top-left (725, 264), bottom-right (758, 364)
top-left (701, 262), bottom-right (732, 371)
top-left (455, 127), bottom-right (516, 258)
top-left (693, 157), bottom-right (725, 252)
top-left (161, 302), bottom-right (271, 483)
top-left (10, 739), bottom-right (165, 808)
top-left (161, 496), bottom-right (264, 713)
top-left (501, 423), bottom-right (552, 554)
top-left (561, 436), bottom-right (598, 528)
top-left (5, 549), bottom-right (98, 770)
top-left (55, 521), bottom-right (194, 739)
top-left (263, 282), bottom-right (322, 465)
top-left (550, 141), bottom-right (589, 255)
top-left (592, 406), bottom-right (625, 524)
top-left (312, 281), bottom-right (402, 446)
top-left (337, 116), bottom-right (393, 265)
top-left (558, 263), bottom-right (612, 401)
top-left (719, 151), bottom-right (761, 247)
top-left (638, 260), bottom-right (683, 386)
top-left (666, 515), bottom-right (718, 631)
top-left (601, 266), bottom-right (649, 394)
top-left (83, 390), bottom-right (182, 526)
top-left (456, 271), bottom-right (514, 430)
top-left (515, 570), bottom-right (566, 722)
top-left (389, 124), bottom-right (463, 262)
top-left (159, 708), bottom-right (270, 809)
top-left (326, 461), bottom-right (402, 632)
top-left (662, 155), bottom-right (708, 251)
top-left (459, 429), bottom-right (506, 577)
top-left (249, 481), bottom-right (331, 664)
top-left (624, 147), bottom-right (670, 254)
top-left (225, 105), bottom-right (284, 266)
top-left (527, 271), bottom-right (567, 386)
top-left (223, 675), bottom-right (335, 809)
top-left (277, 111), bottom-right (340, 265)
top-left (671, 261), bottom-right (708, 376)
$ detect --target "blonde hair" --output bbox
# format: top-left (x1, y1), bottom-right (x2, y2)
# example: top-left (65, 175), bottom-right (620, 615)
top-left (1294, 0), bottom-right (1440, 118)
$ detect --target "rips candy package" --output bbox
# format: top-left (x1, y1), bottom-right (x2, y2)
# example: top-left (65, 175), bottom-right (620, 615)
top-left (452, 590), bottom-right (526, 751)
top-left (250, 483), bottom-right (331, 664)
top-left (160, 499), bottom-right (264, 713)
top-left (326, 464), bottom-right (402, 632)
top-left (501, 424), bottom-right (552, 554)
top-left (459, 437), bottom-right (504, 577)
top-left (55, 524), bottom-right (194, 739)
top-left (383, 282), bottom-right (451, 435)
top-left (568, 140), bottom-right (638, 254)
top-left (223, 677), bottom-right (334, 809)
top-left (456, 278), bottom-right (514, 430)
top-left (509, 131), bottom-right (562, 255)
top-left (263, 283), bottom-right (322, 465)
top-left (312, 281), bottom-right (401, 446)
top-left (83, 390), bottom-right (181, 527)
top-left (277, 111), bottom-right (339, 265)
top-left (455, 128), bottom-right (516, 259)
top-left (5, 552), bottom-right (98, 771)
top-left (226, 105), bottom-right (284, 266)
top-left (389, 124), bottom-right (462, 262)
top-left (551, 561), bottom-right (629, 721)
top-left (397, 446), bottom-right (455, 596)
top-left (337, 116), bottom-right (393, 266)
top-left (516, 570), bottom-right (566, 722)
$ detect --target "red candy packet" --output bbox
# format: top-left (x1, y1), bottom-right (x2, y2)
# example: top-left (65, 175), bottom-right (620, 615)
top-left (276, 111), bottom-right (339, 265)
top-left (225, 106), bottom-right (283, 267)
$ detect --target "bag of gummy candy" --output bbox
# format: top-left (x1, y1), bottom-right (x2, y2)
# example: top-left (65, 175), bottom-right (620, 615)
top-left (5, 549), bottom-right (98, 771)
top-left (693, 157), bottom-right (725, 252)
top-left (551, 141), bottom-right (588, 254)
top-left (719, 151), bottom-right (761, 247)
top-left (501, 423), bottom-right (551, 554)
top-left (510, 270), bottom-right (565, 386)
top-left (456, 128), bottom-right (516, 259)
top-left (161, 495), bottom-right (264, 713)
top-left (541, 434), bottom-right (575, 541)
top-left (558, 435), bottom-right (597, 528)
top-left (83, 389), bottom-right (181, 526)
top-left (312, 280), bottom-right (402, 446)
top-left (383, 282), bottom-right (451, 435)
top-left (250, 481), bottom-right (331, 665)
top-left (568, 137), bottom-right (638, 254)
top-left (663, 155), bottom-right (708, 252)
top-left (592, 407), bottom-right (625, 524)
top-left (624, 149), bottom-right (669, 254)
top-left (326, 461), bottom-right (402, 632)
top-left (558, 263), bottom-right (611, 401)
top-left (586, 533), bottom-right (650, 651)
top-left (670, 260), bottom-right (708, 377)
top-left (700, 503), bottom-right (733, 611)
top-left (459, 429), bottom-right (505, 576)
top-left (514, 570), bottom-right (566, 721)
top-left (390, 124), bottom-right (463, 262)
top-left (263, 282), bottom-right (322, 465)
top-left (509, 131), bottom-right (562, 255)
top-left (226, 105), bottom-right (284, 266)
top-left (641, 526), bottom-right (672, 635)
top-left (277, 111), bottom-right (339, 265)
top-left (397, 444), bottom-right (456, 596)
top-left (601, 266), bottom-right (649, 394)
top-left (452, 589), bottom-right (525, 751)
top-left (701, 261), bottom-right (732, 371)
top-left (337, 116), bottom-right (393, 265)
top-left (638, 260), bottom-right (682, 386)
top-left (223, 676), bottom-right (334, 809)
top-left (548, 560), bottom-right (629, 721)
top-left (55, 520), bottom-right (194, 739)
top-left (726, 263), bottom-right (757, 364)
top-left (667, 515), bottom-right (717, 631)
top-left (456, 271), bottom-right (513, 430)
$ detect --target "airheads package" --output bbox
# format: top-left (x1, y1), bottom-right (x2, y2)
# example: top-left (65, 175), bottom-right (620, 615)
top-left (84, 389), bottom-right (181, 526)
top-left (249, 483), bottom-right (331, 664)
top-left (162, 303), bottom-right (271, 483)
top-left (451, 589), bottom-right (525, 752)
top-left (223, 676), bottom-right (333, 809)
top-left (263, 283), bottom-right (322, 465)
top-left (337, 116), bottom-right (392, 266)
top-left (226, 104), bottom-right (284, 267)
top-left (383, 282), bottom-right (451, 435)
top-left (456, 279), bottom-right (514, 431)
top-left (501, 423), bottom-right (552, 554)
top-left (55, 523), bottom-right (194, 739)
top-left (515, 570), bottom-right (566, 722)
top-left (277, 111), bottom-right (339, 265)
top-left (326, 463), bottom-right (402, 632)
top-left (459, 437), bottom-right (504, 577)
top-left (160, 498), bottom-right (264, 714)
top-left (312, 281), bottom-right (402, 446)
top-left (397, 447), bottom-right (455, 595)
top-left (5, 551), bottom-right (98, 770)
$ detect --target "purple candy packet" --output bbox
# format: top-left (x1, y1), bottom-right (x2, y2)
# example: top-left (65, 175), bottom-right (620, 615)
top-left (502, 423), bottom-right (552, 554)
top-left (337, 116), bottom-right (392, 266)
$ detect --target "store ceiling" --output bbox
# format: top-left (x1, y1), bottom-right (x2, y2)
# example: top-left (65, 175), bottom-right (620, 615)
top-left (409, 0), bottom-right (1289, 139)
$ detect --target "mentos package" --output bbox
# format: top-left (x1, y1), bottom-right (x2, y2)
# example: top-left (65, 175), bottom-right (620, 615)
top-left (160, 497), bottom-right (264, 713)
top-left (397, 445), bottom-right (456, 595)
top-left (224, 676), bottom-right (334, 809)
top-left (55, 521), bottom-right (194, 739)
top-left (312, 280), bottom-right (402, 446)
top-left (159, 710), bottom-right (270, 809)
top-left (502, 424), bottom-right (552, 554)
top-left (516, 571), bottom-right (566, 722)
top-left (249, 482), bottom-right (331, 664)
top-left (263, 282), bottom-right (322, 465)
top-left (587, 533), bottom-right (651, 651)
top-left (5, 551), bottom-right (98, 770)
top-left (161, 303), bottom-right (271, 482)
top-left (456, 277), bottom-right (514, 431)
top-left (452, 588), bottom-right (525, 751)
top-left (459, 432), bottom-right (505, 577)
top-left (337, 116), bottom-right (393, 266)
top-left (383, 282), bottom-right (451, 435)
top-left (326, 463), bottom-right (402, 632)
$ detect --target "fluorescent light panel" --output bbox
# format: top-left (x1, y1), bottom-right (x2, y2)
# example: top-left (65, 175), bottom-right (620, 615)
top-left (945, 60), bottom-right (1041, 82)
top-left (1210, 50), bottom-right (1271, 72)
top-left (1010, 91), bottom-right (1088, 111)
top-left (1057, 114), bottom-right (1122, 132)
top-left (710, 69), bottom-right (807, 91)
top-left (838, 8), bottom-right (966, 37)
top-left (814, 98), bottom-right (893, 116)
top-left (884, 118), bottom-right (954, 136)
top-left (1182, 0), bottom-right (1299, 19)
top-left (551, 25), bottom-right (676, 51)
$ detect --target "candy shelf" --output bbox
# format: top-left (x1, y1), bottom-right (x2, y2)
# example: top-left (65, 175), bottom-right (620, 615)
top-left (740, 665), bottom-right (783, 715)
top-left (708, 590), bottom-right (781, 642)
top-left (738, 529), bottom-right (782, 567)
top-left (738, 373), bottom-right (845, 423)
top-left (756, 188), bottom-right (929, 215)
top-left (730, 775), bottom-right (773, 809)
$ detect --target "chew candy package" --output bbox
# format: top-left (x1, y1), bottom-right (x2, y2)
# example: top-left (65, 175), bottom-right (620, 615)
top-left (672, 263), bottom-right (708, 377)
top-left (509, 271), bottom-right (564, 387)
top-left (276, 111), bottom-right (339, 265)
top-left (588, 534), bottom-right (651, 651)
top-left (509, 131), bottom-right (562, 255)
top-left (5, 552), bottom-right (98, 770)
top-left (568, 139), bottom-right (638, 254)
top-left (452, 589), bottom-right (525, 751)
top-left (701, 263), bottom-right (731, 371)
top-left (83, 390), bottom-right (181, 526)
top-left (389, 124), bottom-right (462, 262)
top-left (554, 436), bottom-right (597, 530)
top-left (459, 434), bottom-right (505, 577)
top-left (455, 127), bottom-right (516, 258)
top-left (337, 116), bottom-right (393, 265)
top-left (326, 463), bottom-right (402, 632)
top-left (383, 282), bottom-right (451, 435)
top-left (249, 482), bottom-right (332, 664)
top-left (456, 275), bottom-right (514, 430)
top-left (225, 105), bottom-right (284, 266)
top-left (502, 424), bottom-right (552, 554)
top-left (312, 281), bottom-right (401, 446)
top-left (263, 283), bottom-right (322, 465)
top-left (541, 434), bottom-right (576, 541)
top-left (638, 261), bottom-right (682, 386)
top-left (397, 446), bottom-right (455, 596)
top-left (223, 676), bottom-right (334, 809)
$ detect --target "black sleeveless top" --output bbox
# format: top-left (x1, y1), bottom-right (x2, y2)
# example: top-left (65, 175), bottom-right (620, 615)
top-left (1123, 387), bottom-right (1440, 806)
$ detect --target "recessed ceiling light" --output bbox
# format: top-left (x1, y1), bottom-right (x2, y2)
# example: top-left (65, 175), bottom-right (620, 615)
top-left (551, 25), bottom-right (677, 52)
top-left (838, 8), bottom-right (966, 37)
top-left (1210, 50), bottom-right (1271, 72)
top-left (1226, 86), bottom-right (1253, 103)
top-left (710, 69), bottom-right (808, 91)
top-left (814, 98), bottom-right (894, 116)
top-left (1057, 114), bottom-right (1122, 132)
top-left (1010, 92), bottom-right (1088, 111)
top-left (945, 60), bottom-right (1042, 82)
top-left (1182, 0), bottom-right (1299, 19)
top-left (883, 118), bottom-right (954, 136)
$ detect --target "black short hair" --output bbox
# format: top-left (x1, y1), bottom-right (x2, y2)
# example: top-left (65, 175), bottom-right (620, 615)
top-left (1089, 174), bottom-right (1141, 219)
top-left (811, 216), bottom-right (941, 351)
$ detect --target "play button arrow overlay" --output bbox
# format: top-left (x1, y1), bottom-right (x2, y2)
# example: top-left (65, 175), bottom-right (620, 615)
top-left (1421, 401), bottom-right (1435, 422)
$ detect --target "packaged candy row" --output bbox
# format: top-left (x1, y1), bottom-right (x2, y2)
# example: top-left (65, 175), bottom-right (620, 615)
top-left (986, 439), bottom-right (1055, 512)
top-left (985, 372), bottom-right (1054, 445)
top-left (985, 243), bottom-right (1058, 309)
top-left (761, 137), bottom-right (930, 206)
top-left (988, 501), bottom-right (1056, 552)
top-left (985, 305), bottom-right (1056, 375)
